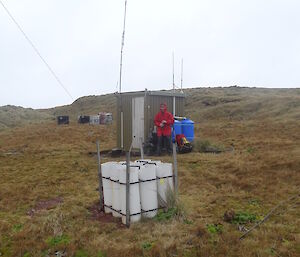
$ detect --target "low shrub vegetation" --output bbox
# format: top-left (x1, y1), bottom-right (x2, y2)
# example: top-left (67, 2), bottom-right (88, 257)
top-left (154, 208), bottom-right (178, 222)
top-left (141, 242), bottom-right (153, 250)
top-left (193, 139), bottom-right (224, 153)
top-left (206, 224), bottom-right (223, 234)
top-left (232, 211), bottom-right (257, 225)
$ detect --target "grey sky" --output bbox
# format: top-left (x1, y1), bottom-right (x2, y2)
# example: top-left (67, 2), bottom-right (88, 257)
top-left (0, 0), bottom-right (299, 109)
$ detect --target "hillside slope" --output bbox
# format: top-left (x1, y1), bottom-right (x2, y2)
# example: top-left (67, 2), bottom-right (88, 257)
top-left (0, 105), bottom-right (53, 130)
top-left (41, 93), bottom-right (116, 119)
top-left (46, 87), bottom-right (300, 122)
top-left (185, 87), bottom-right (300, 122)
top-left (1, 87), bottom-right (299, 131)
top-left (0, 87), bottom-right (299, 256)
top-left (0, 94), bottom-right (116, 131)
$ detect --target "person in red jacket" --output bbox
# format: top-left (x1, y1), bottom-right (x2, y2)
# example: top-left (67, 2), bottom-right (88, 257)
top-left (154, 103), bottom-right (174, 155)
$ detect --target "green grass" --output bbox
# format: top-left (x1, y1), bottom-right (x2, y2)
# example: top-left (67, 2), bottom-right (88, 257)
top-left (154, 208), bottom-right (178, 222)
top-left (96, 251), bottom-right (107, 257)
top-left (0, 235), bottom-right (12, 257)
top-left (232, 211), bottom-right (257, 225)
top-left (46, 234), bottom-right (70, 247)
top-left (12, 224), bottom-right (23, 233)
top-left (75, 250), bottom-right (89, 257)
top-left (141, 242), bottom-right (153, 250)
top-left (206, 224), bottom-right (223, 234)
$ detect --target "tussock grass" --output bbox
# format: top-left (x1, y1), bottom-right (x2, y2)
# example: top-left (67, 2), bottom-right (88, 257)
top-left (193, 138), bottom-right (224, 153)
top-left (231, 211), bottom-right (257, 225)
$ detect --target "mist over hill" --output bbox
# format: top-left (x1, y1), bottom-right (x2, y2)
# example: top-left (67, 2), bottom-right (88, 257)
top-left (0, 87), bottom-right (299, 131)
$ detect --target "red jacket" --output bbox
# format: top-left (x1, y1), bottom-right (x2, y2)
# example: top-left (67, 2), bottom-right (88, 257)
top-left (154, 105), bottom-right (174, 136)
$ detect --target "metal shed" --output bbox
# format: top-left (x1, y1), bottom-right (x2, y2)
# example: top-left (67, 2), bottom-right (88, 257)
top-left (116, 90), bottom-right (185, 151)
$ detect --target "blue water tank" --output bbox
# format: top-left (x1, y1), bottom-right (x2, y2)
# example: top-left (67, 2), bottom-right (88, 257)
top-left (181, 119), bottom-right (194, 142)
top-left (172, 120), bottom-right (182, 141)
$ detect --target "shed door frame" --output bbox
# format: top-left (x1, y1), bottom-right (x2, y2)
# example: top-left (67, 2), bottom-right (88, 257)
top-left (132, 96), bottom-right (144, 149)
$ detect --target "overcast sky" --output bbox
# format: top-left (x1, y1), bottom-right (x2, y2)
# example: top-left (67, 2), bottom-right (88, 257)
top-left (0, 0), bottom-right (300, 109)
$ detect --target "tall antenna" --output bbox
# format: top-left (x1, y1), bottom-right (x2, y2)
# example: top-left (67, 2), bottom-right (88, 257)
top-left (119, 0), bottom-right (128, 93)
top-left (180, 58), bottom-right (183, 93)
top-left (172, 52), bottom-right (175, 91)
top-left (172, 52), bottom-right (176, 116)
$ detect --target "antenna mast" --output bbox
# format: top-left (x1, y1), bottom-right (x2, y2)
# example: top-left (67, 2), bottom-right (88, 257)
top-left (172, 52), bottom-right (175, 91)
top-left (180, 58), bottom-right (183, 93)
top-left (172, 52), bottom-right (176, 116)
top-left (119, 0), bottom-right (128, 93)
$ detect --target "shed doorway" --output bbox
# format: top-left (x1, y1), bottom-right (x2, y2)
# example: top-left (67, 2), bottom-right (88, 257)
top-left (132, 97), bottom-right (144, 148)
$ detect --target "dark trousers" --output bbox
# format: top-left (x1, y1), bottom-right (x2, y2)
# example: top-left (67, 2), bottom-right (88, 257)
top-left (157, 135), bottom-right (172, 155)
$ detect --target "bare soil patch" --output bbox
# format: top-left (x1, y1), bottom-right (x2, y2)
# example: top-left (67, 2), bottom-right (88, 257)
top-left (27, 197), bottom-right (63, 217)
top-left (87, 202), bottom-right (126, 228)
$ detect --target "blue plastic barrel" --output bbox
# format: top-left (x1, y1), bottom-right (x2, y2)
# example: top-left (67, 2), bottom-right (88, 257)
top-left (172, 120), bottom-right (182, 141)
top-left (181, 119), bottom-right (194, 142)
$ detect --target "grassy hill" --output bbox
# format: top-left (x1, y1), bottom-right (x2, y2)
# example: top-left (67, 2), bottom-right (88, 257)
top-left (41, 93), bottom-right (116, 119)
top-left (184, 87), bottom-right (300, 122)
top-left (0, 94), bottom-right (116, 131)
top-left (0, 87), bottom-right (299, 257)
top-left (0, 105), bottom-right (53, 130)
top-left (43, 87), bottom-right (300, 123)
top-left (1, 87), bottom-right (299, 131)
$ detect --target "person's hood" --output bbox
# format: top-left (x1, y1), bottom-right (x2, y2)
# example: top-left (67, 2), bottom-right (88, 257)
top-left (160, 103), bottom-right (167, 112)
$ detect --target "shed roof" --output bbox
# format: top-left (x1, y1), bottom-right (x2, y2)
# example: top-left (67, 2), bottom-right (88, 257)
top-left (116, 90), bottom-right (185, 98)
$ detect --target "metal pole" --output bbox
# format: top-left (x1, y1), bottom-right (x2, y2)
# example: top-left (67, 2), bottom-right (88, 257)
top-left (125, 151), bottom-right (130, 227)
top-left (96, 140), bottom-right (104, 211)
top-left (180, 58), bottom-right (183, 93)
top-left (172, 52), bottom-right (176, 116)
top-left (172, 142), bottom-right (178, 195)
top-left (172, 52), bottom-right (175, 90)
top-left (140, 137), bottom-right (144, 160)
top-left (121, 112), bottom-right (124, 148)
top-left (172, 52), bottom-right (178, 193)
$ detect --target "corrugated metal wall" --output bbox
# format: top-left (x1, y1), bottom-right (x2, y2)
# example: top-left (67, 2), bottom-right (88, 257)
top-left (117, 94), bottom-right (133, 150)
top-left (117, 92), bottom-right (185, 151)
top-left (144, 95), bottom-right (185, 140)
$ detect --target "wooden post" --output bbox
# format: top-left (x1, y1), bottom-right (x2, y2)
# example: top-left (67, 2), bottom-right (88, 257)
top-left (96, 140), bottom-right (104, 211)
top-left (172, 142), bottom-right (178, 195)
top-left (125, 151), bottom-right (130, 227)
